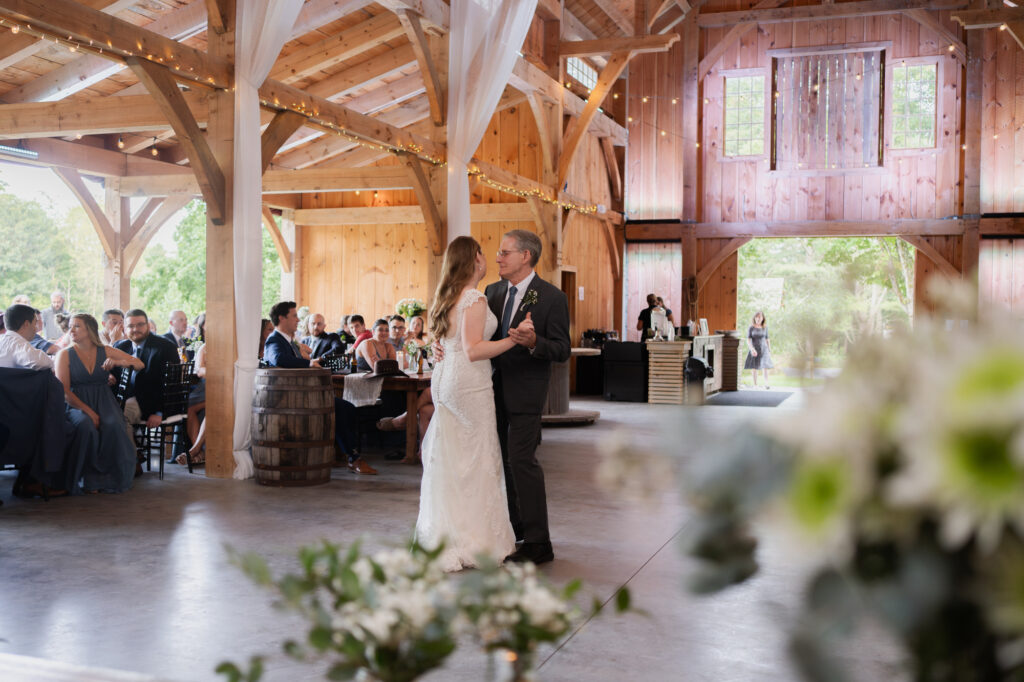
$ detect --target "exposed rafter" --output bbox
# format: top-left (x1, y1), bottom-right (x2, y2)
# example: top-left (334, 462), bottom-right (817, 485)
top-left (0, 93), bottom-right (209, 139)
top-left (901, 235), bottom-right (960, 277)
top-left (696, 237), bottom-right (752, 290)
top-left (559, 33), bottom-right (679, 57)
top-left (118, 167), bottom-right (417, 197)
top-left (396, 9), bottom-right (445, 126)
top-left (261, 111), bottom-right (306, 173)
top-left (698, 0), bottom-right (969, 28)
top-left (261, 205), bottom-right (293, 273)
top-left (398, 151), bottom-right (444, 254)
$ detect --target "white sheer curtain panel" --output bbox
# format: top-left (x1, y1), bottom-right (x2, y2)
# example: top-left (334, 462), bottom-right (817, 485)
top-left (447, 0), bottom-right (538, 240)
top-left (231, 0), bottom-right (305, 479)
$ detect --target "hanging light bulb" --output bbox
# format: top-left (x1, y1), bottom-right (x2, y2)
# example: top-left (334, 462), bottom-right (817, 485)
top-left (11, 24), bottom-right (19, 34)
top-left (117, 136), bottom-right (125, 149)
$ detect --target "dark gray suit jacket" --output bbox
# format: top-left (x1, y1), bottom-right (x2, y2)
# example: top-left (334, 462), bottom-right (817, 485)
top-left (485, 274), bottom-right (571, 414)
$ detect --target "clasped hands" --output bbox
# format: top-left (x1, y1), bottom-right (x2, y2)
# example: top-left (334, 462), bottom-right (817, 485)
top-left (431, 312), bottom-right (536, 363)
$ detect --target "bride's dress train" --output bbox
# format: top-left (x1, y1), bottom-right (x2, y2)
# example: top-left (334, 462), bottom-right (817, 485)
top-left (415, 288), bottom-right (516, 572)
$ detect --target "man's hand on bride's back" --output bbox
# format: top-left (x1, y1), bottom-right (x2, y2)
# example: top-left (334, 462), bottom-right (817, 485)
top-left (432, 340), bottom-right (445, 362)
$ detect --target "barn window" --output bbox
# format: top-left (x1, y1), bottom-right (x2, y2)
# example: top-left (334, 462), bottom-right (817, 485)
top-left (724, 75), bottom-right (766, 157)
top-left (771, 46), bottom-right (884, 171)
top-left (566, 57), bottom-right (597, 90)
top-left (890, 62), bottom-right (937, 149)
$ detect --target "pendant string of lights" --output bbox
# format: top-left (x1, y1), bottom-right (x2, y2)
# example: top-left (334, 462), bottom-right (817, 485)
top-left (0, 16), bottom-right (600, 214)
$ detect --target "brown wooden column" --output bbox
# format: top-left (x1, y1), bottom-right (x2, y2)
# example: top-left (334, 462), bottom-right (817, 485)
top-left (203, 2), bottom-right (236, 479)
top-left (103, 177), bottom-right (131, 311)
top-left (426, 32), bottom-right (448, 297)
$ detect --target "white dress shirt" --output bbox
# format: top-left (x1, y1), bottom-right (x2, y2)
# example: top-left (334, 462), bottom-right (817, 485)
top-left (0, 332), bottom-right (54, 370)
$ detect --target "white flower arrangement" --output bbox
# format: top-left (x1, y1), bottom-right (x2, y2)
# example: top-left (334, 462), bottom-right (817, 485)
top-left (395, 298), bottom-right (426, 320)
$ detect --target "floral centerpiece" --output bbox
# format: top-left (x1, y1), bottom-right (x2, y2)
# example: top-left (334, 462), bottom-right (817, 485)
top-left (396, 298), bottom-right (426, 320)
top-left (219, 540), bottom-right (632, 682)
top-left (653, 283), bottom-right (1024, 681)
top-left (404, 339), bottom-right (430, 372)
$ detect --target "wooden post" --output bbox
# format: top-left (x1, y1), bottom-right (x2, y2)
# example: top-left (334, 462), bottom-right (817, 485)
top-left (103, 178), bottom-right (131, 311)
top-left (203, 7), bottom-right (235, 479)
top-left (280, 208), bottom-right (297, 301)
top-left (426, 32), bottom-right (448, 297)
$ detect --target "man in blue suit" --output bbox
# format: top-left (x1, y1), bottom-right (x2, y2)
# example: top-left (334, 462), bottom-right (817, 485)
top-left (264, 302), bottom-right (374, 474)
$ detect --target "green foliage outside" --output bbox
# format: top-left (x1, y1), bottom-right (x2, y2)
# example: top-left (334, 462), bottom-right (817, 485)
top-left (0, 181), bottom-right (105, 313)
top-left (736, 237), bottom-right (915, 375)
top-left (132, 200), bottom-right (282, 327)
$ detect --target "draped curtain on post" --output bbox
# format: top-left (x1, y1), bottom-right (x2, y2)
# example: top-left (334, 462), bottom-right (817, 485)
top-left (446, 0), bottom-right (538, 240)
top-left (231, 0), bottom-right (305, 479)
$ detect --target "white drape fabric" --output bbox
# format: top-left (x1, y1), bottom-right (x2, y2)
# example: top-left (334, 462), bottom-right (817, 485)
top-left (231, 0), bottom-right (304, 479)
top-left (446, 0), bottom-right (538, 240)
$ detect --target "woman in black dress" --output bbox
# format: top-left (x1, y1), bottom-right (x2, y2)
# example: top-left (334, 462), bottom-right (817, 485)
top-left (744, 311), bottom-right (774, 389)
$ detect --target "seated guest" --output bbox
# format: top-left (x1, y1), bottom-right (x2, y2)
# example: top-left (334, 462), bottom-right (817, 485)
top-left (163, 310), bottom-right (190, 351)
top-left (113, 309), bottom-right (180, 431)
top-left (176, 337), bottom-right (207, 466)
top-left (336, 315), bottom-right (355, 345)
top-left (376, 387), bottom-right (434, 466)
top-left (406, 315), bottom-right (429, 346)
top-left (57, 314), bottom-right (142, 493)
top-left (264, 302), bottom-right (374, 475)
top-left (302, 313), bottom-right (345, 359)
top-left (30, 310), bottom-right (59, 356)
top-left (99, 309), bottom-right (126, 346)
top-left (258, 318), bottom-right (273, 359)
top-left (356, 318), bottom-right (397, 373)
top-left (388, 315), bottom-right (407, 354)
top-left (0, 304), bottom-right (96, 497)
top-left (349, 314), bottom-right (371, 351)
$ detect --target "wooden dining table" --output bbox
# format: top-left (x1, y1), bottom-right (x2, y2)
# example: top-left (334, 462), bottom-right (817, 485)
top-left (331, 371), bottom-right (432, 462)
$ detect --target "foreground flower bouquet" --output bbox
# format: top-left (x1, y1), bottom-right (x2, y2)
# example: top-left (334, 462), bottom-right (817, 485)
top-left (676, 286), bottom-right (1024, 681)
top-left (218, 540), bottom-right (630, 682)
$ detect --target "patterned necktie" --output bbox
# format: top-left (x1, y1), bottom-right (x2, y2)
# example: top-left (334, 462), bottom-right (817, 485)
top-left (500, 285), bottom-right (518, 338)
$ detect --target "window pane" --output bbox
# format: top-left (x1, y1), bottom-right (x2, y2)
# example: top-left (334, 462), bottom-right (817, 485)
top-left (724, 75), bottom-right (766, 157)
top-left (890, 62), bottom-right (937, 150)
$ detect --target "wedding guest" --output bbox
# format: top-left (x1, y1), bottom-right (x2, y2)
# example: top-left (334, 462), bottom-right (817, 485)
top-left (53, 313), bottom-right (72, 350)
top-left (56, 314), bottom-right (141, 493)
top-left (40, 291), bottom-right (67, 340)
top-left (113, 309), bottom-right (180, 431)
top-left (0, 304), bottom-right (96, 497)
top-left (99, 309), bottom-right (126, 346)
top-left (0, 310), bottom-right (5, 333)
top-left (376, 387), bottom-right (434, 465)
top-left (30, 310), bottom-right (59, 355)
top-left (301, 312), bottom-right (345, 359)
top-left (336, 315), bottom-right (355, 345)
top-left (11, 294), bottom-right (30, 306)
top-left (176, 337), bottom-right (207, 466)
top-left (356, 318), bottom-right (396, 372)
top-left (406, 315), bottom-right (428, 345)
top-left (349, 314), bottom-right (371, 350)
top-left (387, 315), bottom-right (407, 354)
top-left (163, 310), bottom-right (189, 350)
top-left (148, 320), bottom-right (158, 334)
top-left (263, 302), bottom-right (371, 474)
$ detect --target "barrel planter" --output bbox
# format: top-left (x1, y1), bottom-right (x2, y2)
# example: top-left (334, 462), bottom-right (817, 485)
top-left (251, 367), bottom-right (335, 487)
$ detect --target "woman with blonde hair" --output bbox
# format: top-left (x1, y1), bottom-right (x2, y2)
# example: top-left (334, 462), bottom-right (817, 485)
top-left (415, 236), bottom-right (520, 571)
top-left (55, 313), bottom-right (142, 493)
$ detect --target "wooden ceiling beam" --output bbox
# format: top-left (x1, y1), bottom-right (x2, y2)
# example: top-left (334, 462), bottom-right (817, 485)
top-left (591, 0), bottom-right (632, 34)
top-left (0, 0), bottom-right (232, 88)
top-left (268, 12), bottom-right (406, 84)
top-left (261, 205), bottom-right (292, 273)
top-left (396, 9), bottom-right (444, 126)
top-left (599, 136), bottom-right (622, 202)
top-left (951, 7), bottom-right (1024, 29)
top-left (398, 151), bottom-right (444, 254)
top-left (292, 202), bottom-right (534, 226)
top-left (305, 44), bottom-right (417, 100)
top-left (696, 237), bottom-right (751, 290)
top-left (261, 110), bottom-right (307, 173)
top-left (8, 137), bottom-right (185, 177)
top-left (559, 33), bottom-right (679, 57)
top-left (698, 0), bottom-right (969, 27)
top-left (0, 93), bottom-right (209, 139)
top-left (52, 167), bottom-right (117, 259)
top-left (651, 7), bottom-right (687, 35)
top-left (901, 235), bottom-right (960, 277)
top-left (0, 0), bottom-right (137, 71)
top-left (375, 0), bottom-right (449, 33)
top-left (118, 166), bottom-right (416, 197)
top-left (290, 0), bottom-right (377, 38)
top-left (0, 1), bottom-right (208, 104)
top-left (126, 57), bottom-right (226, 225)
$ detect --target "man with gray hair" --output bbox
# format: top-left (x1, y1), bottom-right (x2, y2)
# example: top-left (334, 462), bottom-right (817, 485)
top-left (485, 228), bottom-right (570, 564)
top-left (40, 291), bottom-right (67, 340)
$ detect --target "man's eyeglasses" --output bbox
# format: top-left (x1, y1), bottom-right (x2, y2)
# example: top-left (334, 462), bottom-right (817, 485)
top-left (497, 249), bottom-right (523, 258)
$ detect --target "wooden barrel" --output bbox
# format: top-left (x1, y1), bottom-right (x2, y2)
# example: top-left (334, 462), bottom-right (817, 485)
top-left (251, 368), bottom-right (335, 487)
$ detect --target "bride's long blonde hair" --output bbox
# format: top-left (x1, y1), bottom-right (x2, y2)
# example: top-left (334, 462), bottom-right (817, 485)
top-left (430, 236), bottom-right (482, 340)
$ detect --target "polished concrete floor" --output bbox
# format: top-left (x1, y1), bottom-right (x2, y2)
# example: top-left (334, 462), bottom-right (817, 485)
top-left (0, 394), bottom-right (904, 682)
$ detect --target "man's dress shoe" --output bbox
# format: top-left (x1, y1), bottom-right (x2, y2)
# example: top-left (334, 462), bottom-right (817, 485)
top-left (505, 542), bottom-right (554, 565)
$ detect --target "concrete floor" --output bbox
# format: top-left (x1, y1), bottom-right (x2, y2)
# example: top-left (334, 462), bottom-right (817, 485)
top-left (0, 394), bottom-right (904, 682)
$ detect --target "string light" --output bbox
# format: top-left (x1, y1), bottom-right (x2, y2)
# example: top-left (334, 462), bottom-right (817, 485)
top-left (10, 24), bottom-right (18, 34)
top-left (117, 136), bottom-right (125, 149)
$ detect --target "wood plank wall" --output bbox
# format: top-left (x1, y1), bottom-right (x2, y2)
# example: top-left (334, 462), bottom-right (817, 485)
top-left (913, 234), bottom-right (964, 315)
top-left (981, 29), bottom-right (1024, 214)
top-left (979, 239), bottom-right (1024, 316)
top-left (296, 104), bottom-right (616, 342)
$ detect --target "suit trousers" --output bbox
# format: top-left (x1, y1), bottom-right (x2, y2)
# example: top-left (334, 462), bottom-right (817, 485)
top-left (495, 379), bottom-right (549, 544)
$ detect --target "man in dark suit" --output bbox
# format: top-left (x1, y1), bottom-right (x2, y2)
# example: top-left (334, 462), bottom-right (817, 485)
top-left (485, 229), bottom-right (571, 565)
top-left (114, 308), bottom-right (180, 430)
top-left (264, 302), bottom-right (373, 475)
top-left (300, 312), bottom-right (345, 360)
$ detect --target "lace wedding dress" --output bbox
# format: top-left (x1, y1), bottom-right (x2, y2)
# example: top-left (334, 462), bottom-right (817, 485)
top-left (415, 288), bottom-right (516, 571)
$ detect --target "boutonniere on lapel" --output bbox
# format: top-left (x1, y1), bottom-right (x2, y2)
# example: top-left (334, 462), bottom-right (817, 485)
top-left (520, 289), bottom-right (539, 313)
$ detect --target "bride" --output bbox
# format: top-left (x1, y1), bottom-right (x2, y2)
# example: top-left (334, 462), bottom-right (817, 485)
top-left (415, 236), bottom-right (523, 571)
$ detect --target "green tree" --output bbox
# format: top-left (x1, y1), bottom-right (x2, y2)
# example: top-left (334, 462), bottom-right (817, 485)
top-left (133, 200), bottom-right (281, 326)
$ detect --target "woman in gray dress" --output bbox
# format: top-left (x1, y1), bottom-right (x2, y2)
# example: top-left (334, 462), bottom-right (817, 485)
top-left (55, 314), bottom-right (143, 493)
top-left (744, 311), bottom-right (774, 389)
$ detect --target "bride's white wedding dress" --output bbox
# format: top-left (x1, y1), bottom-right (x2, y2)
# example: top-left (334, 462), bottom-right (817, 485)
top-left (415, 288), bottom-right (516, 572)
